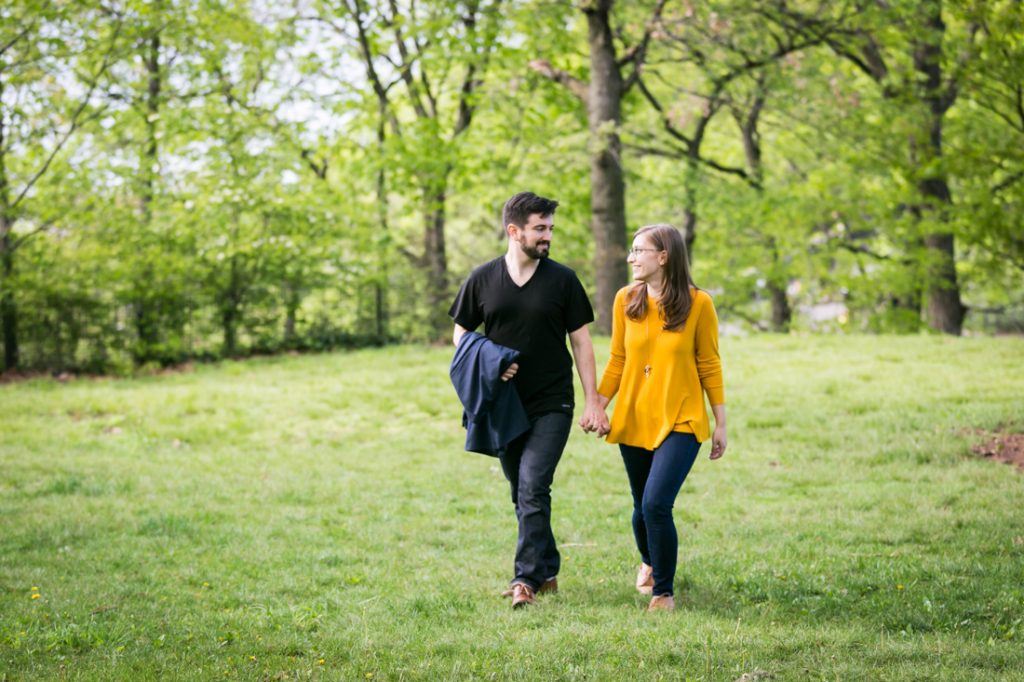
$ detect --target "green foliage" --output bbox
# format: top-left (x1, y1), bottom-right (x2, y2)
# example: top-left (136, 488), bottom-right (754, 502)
top-left (2, 0), bottom-right (1023, 373)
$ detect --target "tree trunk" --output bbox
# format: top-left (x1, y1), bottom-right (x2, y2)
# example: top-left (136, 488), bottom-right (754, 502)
top-left (222, 306), bottom-right (237, 357)
top-left (768, 281), bottom-right (791, 332)
top-left (132, 30), bottom-right (163, 360)
top-left (375, 283), bottom-right (386, 343)
top-left (888, 286), bottom-right (923, 333)
top-left (1, 229), bottom-right (17, 371)
top-left (681, 208), bottom-right (697, 263)
top-left (374, 110), bottom-right (390, 343)
top-left (423, 184), bottom-right (449, 340)
top-left (283, 279), bottom-right (299, 347)
top-left (923, 230), bottom-right (964, 333)
top-left (735, 81), bottom-right (790, 331)
top-left (0, 102), bottom-right (18, 371)
top-left (912, 2), bottom-right (964, 335)
top-left (222, 257), bottom-right (241, 357)
top-left (586, 0), bottom-right (629, 334)
top-left (140, 31), bottom-right (160, 225)
top-left (283, 309), bottom-right (296, 346)
top-left (765, 237), bottom-right (792, 332)
top-left (681, 156), bottom-right (699, 262)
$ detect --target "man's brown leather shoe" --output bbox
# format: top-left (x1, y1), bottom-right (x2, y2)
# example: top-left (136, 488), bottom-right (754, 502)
top-left (636, 563), bottom-right (654, 595)
top-left (502, 577), bottom-right (557, 597)
top-left (538, 577), bottom-right (558, 595)
top-left (511, 583), bottom-right (536, 609)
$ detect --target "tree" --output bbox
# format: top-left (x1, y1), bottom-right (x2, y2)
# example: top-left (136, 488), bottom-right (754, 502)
top-left (778, 0), bottom-right (980, 334)
top-left (628, 0), bottom-right (838, 329)
top-left (529, 0), bottom-right (665, 333)
top-left (98, 0), bottom-right (199, 363)
top-left (953, 0), bottom-right (1024, 274)
top-left (0, 1), bottom-right (121, 371)
top-left (309, 0), bottom-right (506, 339)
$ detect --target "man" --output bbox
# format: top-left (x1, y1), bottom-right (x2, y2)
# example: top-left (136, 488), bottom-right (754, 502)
top-left (450, 191), bottom-right (609, 609)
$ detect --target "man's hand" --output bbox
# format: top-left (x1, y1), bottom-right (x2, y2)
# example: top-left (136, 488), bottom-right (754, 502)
top-left (568, 325), bottom-right (609, 436)
top-left (579, 396), bottom-right (610, 436)
top-left (500, 362), bottom-right (519, 382)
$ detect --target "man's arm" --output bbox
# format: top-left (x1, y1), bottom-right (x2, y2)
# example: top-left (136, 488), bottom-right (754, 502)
top-left (455, 323), bottom-right (518, 381)
top-left (568, 325), bottom-right (609, 435)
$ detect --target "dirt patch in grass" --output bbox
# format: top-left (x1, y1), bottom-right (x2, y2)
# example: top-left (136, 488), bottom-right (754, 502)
top-left (971, 430), bottom-right (1024, 471)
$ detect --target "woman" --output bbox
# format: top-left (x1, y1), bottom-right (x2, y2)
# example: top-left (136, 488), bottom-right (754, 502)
top-left (593, 224), bottom-right (727, 612)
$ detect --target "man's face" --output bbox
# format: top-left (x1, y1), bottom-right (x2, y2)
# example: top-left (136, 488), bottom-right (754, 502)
top-left (511, 213), bottom-right (554, 260)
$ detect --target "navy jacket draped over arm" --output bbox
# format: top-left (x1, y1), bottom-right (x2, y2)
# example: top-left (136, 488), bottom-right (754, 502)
top-left (449, 331), bottom-right (530, 456)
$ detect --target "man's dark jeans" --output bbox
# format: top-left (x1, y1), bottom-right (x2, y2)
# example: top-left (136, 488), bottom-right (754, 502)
top-left (620, 431), bottom-right (702, 597)
top-left (499, 412), bottom-right (572, 591)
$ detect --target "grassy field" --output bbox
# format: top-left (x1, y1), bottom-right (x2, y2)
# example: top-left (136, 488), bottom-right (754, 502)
top-left (1, 334), bottom-right (1023, 681)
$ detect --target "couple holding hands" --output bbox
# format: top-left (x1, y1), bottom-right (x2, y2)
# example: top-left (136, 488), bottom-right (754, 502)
top-left (450, 192), bottom-right (727, 612)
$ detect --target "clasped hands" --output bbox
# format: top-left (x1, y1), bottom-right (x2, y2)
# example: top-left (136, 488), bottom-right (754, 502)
top-left (579, 402), bottom-right (610, 437)
top-left (501, 363), bottom-right (609, 437)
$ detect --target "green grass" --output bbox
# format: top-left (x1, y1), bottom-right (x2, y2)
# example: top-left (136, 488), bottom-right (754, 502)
top-left (1, 335), bottom-right (1023, 681)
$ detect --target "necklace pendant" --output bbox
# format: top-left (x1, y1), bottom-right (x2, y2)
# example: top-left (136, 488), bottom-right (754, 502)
top-left (643, 364), bottom-right (651, 377)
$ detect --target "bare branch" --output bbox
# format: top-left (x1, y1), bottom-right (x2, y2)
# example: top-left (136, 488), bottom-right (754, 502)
top-left (1017, 82), bottom-right (1024, 133)
top-left (10, 220), bottom-right (53, 251)
top-left (300, 149), bottom-right (327, 180)
top-left (399, 245), bottom-right (425, 267)
top-left (621, 0), bottom-right (668, 94)
top-left (623, 141), bottom-right (686, 159)
top-left (0, 20), bottom-right (35, 59)
top-left (13, 15), bottom-right (125, 210)
top-left (715, 302), bottom-right (769, 332)
top-left (347, 0), bottom-right (402, 136)
top-left (452, 0), bottom-right (504, 139)
top-left (386, 0), bottom-right (430, 119)
top-left (941, 22), bottom-right (980, 112)
top-left (836, 241), bottom-right (913, 265)
top-left (993, 171), bottom-right (1024, 195)
top-left (635, 74), bottom-right (752, 186)
top-left (528, 59), bottom-right (588, 101)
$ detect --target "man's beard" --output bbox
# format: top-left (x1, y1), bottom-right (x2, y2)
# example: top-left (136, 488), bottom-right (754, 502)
top-left (521, 239), bottom-right (550, 260)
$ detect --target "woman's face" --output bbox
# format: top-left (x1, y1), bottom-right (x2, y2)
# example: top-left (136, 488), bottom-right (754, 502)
top-left (627, 235), bottom-right (666, 284)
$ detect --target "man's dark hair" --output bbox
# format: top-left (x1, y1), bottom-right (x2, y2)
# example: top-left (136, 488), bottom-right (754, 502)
top-left (502, 191), bottom-right (559, 229)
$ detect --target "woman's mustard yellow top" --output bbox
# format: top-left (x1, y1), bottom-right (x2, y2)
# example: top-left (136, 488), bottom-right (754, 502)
top-left (598, 286), bottom-right (725, 450)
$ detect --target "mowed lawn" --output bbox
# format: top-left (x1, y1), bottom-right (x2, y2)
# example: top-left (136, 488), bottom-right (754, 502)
top-left (1, 335), bottom-right (1023, 681)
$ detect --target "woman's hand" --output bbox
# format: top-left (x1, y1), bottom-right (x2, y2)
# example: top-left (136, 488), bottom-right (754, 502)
top-left (709, 404), bottom-right (727, 460)
top-left (580, 394), bottom-right (611, 436)
top-left (709, 424), bottom-right (727, 460)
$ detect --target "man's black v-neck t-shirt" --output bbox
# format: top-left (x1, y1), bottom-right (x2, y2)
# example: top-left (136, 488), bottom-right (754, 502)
top-left (449, 257), bottom-right (595, 418)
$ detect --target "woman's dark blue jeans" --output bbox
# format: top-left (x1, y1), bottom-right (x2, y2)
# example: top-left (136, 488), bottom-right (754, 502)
top-left (620, 431), bottom-right (702, 597)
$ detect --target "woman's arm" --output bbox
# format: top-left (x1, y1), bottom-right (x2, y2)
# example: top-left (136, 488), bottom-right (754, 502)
top-left (709, 403), bottom-right (727, 460)
top-left (596, 289), bottom-right (627, 400)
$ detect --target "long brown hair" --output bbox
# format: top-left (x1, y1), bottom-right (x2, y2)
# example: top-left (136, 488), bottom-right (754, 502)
top-left (625, 224), bottom-right (696, 331)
